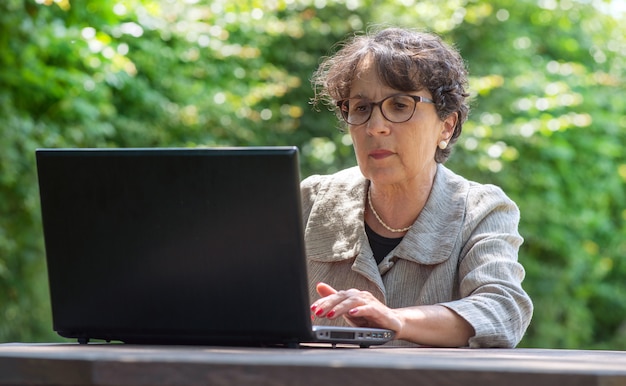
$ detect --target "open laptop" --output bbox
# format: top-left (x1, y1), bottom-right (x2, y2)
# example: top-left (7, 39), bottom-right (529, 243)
top-left (35, 147), bottom-right (394, 348)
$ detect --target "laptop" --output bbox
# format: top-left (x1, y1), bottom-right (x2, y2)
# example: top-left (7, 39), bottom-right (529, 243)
top-left (35, 147), bottom-right (394, 348)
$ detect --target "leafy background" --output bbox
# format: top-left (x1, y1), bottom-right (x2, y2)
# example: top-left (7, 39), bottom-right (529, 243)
top-left (1, 0), bottom-right (625, 349)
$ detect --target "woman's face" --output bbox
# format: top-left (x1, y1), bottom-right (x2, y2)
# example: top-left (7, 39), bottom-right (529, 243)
top-left (347, 60), bottom-right (456, 189)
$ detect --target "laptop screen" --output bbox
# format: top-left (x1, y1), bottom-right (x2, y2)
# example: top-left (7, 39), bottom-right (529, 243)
top-left (36, 147), bottom-right (314, 346)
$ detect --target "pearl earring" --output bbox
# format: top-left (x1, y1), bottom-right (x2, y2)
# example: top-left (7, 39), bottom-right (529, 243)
top-left (438, 141), bottom-right (448, 150)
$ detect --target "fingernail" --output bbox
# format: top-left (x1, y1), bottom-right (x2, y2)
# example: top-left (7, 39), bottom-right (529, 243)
top-left (348, 308), bottom-right (358, 315)
top-left (326, 310), bottom-right (335, 318)
top-left (310, 304), bottom-right (317, 312)
top-left (315, 308), bottom-right (324, 316)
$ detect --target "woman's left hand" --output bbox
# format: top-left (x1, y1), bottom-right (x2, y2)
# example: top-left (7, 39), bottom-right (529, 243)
top-left (311, 282), bottom-right (402, 332)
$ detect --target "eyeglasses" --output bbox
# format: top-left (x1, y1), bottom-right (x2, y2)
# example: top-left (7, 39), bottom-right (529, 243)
top-left (336, 94), bottom-right (434, 125)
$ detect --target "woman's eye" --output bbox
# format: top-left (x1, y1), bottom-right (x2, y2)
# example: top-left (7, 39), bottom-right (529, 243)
top-left (352, 103), bottom-right (370, 113)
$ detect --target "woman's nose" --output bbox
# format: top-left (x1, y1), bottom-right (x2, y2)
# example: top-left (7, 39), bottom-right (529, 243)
top-left (365, 106), bottom-right (391, 135)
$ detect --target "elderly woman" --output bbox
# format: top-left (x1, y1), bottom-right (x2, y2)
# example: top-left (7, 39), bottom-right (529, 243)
top-left (303, 27), bottom-right (533, 348)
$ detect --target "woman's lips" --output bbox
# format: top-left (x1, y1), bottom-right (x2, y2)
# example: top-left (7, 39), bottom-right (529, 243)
top-left (369, 149), bottom-right (394, 160)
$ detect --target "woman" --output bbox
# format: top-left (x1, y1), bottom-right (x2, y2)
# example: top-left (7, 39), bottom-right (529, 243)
top-left (303, 27), bottom-right (533, 348)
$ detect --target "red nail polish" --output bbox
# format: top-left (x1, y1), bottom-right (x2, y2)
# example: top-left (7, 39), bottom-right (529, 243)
top-left (310, 304), bottom-right (317, 311)
top-left (326, 310), bottom-right (335, 318)
top-left (315, 308), bottom-right (324, 316)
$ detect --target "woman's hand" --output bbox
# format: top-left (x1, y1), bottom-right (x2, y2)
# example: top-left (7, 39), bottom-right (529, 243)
top-left (311, 282), bottom-right (475, 347)
top-left (311, 282), bottom-right (403, 332)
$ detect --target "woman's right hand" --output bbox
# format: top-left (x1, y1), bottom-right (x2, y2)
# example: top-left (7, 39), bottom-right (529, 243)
top-left (311, 282), bottom-right (403, 332)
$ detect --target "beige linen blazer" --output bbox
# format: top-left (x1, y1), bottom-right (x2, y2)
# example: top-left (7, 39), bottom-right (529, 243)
top-left (301, 164), bottom-right (533, 348)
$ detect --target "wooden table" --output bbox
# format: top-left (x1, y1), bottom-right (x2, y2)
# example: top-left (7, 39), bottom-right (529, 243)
top-left (1, 343), bottom-right (625, 385)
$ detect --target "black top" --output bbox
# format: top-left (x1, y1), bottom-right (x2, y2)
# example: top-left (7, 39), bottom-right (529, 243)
top-left (365, 222), bottom-right (403, 264)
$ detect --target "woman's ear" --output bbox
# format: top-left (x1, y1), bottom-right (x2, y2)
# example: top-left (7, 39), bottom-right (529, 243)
top-left (441, 112), bottom-right (458, 141)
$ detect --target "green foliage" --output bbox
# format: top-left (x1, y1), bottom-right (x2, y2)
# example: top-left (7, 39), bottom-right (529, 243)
top-left (444, 0), bottom-right (626, 349)
top-left (1, 0), bottom-right (625, 348)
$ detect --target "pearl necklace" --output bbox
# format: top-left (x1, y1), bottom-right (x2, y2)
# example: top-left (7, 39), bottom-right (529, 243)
top-left (367, 188), bottom-right (412, 233)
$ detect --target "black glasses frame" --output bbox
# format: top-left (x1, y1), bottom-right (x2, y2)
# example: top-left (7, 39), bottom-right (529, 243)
top-left (336, 94), bottom-right (435, 125)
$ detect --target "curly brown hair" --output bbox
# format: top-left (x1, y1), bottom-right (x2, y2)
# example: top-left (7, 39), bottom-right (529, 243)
top-left (311, 27), bottom-right (469, 163)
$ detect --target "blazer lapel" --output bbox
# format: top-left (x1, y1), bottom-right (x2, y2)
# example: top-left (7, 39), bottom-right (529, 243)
top-left (394, 164), bottom-right (469, 265)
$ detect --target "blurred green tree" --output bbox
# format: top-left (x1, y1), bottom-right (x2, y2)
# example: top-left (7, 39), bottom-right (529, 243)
top-left (0, 0), bottom-right (624, 348)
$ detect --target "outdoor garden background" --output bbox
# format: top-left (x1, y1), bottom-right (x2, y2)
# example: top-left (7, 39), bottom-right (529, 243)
top-left (1, 0), bottom-right (625, 349)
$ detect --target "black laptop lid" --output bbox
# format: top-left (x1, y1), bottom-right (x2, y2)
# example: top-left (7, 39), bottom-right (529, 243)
top-left (36, 147), bottom-right (313, 346)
